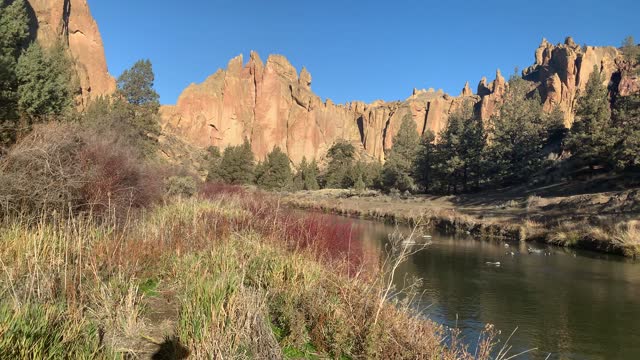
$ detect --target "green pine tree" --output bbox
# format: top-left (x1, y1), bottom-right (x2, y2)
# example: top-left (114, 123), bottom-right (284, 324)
top-left (622, 36), bottom-right (639, 63)
top-left (414, 130), bottom-right (437, 192)
top-left (381, 115), bottom-right (420, 192)
top-left (354, 174), bottom-right (366, 193)
top-left (255, 146), bottom-right (292, 190)
top-left (487, 75), bottom-right (548, 186)
top-left (205, 146), bottom-right (223, 182)
top-left (16, 42), bottom-right (74, 122)
top-left (566, 67), bottom-right (614, 170)
top-left (0, 0), bottom-right (30, 127)
top-left (218, 140), bottom-right (255, 185)
top-left (117, 59), bottom-right (160, 109)
top-left (324, 141), bottom-right (356, 189)
top-left (611, 93), bottom-right (640, 171)
top-left (294, 157), bottom-right (320, 191)
top-left (85, 59), bottom-right (163, 157)
top-left (432, 102), bottom-right (484, 193)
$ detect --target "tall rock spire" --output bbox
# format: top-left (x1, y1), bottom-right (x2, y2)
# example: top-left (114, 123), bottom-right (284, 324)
top-left (26, 0), bottom-right (116, 107)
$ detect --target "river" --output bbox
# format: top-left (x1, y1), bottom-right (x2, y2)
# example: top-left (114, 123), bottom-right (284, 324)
top-left (339, 215), bottom-right (640, 360)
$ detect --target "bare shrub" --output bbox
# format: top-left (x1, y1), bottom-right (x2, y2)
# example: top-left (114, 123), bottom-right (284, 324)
top-left (0, 123), bottom-right (86, 218)
top-left (0, 122), bottom-right (163, 219)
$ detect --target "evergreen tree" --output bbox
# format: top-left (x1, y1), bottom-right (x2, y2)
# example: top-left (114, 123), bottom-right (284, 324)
top-left (324, 140), bottom-right (356, 188)
top-left (545, 106), bottom-right (568, 143)
top-left (487, 75), bottom-right (548, 186)
top-left (0, 0), bottom-right (30, 124)
top-left (611, 93), bottom-right (640, 171)
top-left (354, 174), bottom-right (366, 193)
top-left (305, 159), bottom-right (320, 190)
top-left (566, 67), bottom-right (615, 169)
top-left (205, 146), bottom-right (223, 182)
top-left (117, 59), bottom-right (160, 109)
top-left (355, 160), bottom-right (382, 189)
top-left (622, 36), bottom-right (639, 63)
top-left (294, 157), bottom-right (320, 191)
top-left (218, 140), bottom-right (255, 185)
top-left (431, 102), bottom-right (485, 193)
top-left (381, 115), bottom-right (420, 192)
top-left (255, 147), bottom-right (292, 190)
top-left (91, 59), bottom-right (162, 157)
top-left (16, 42), bottom-right (73, 123)
top-left (414, 130), bottom-right (436, 191)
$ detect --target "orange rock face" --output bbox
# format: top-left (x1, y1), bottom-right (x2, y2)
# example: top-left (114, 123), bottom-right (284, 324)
top-left (162, 38), bottom-right (638, 164)
top-left (522, 37), bottom-right (621, 126)
top-left (161, 53), bottom-right (469, 163)
top-left (26, 0), bottom-right (116, 106)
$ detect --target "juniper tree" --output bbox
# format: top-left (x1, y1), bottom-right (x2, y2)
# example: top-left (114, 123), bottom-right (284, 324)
top-left (0, 0), bottom-right (29, 123)
top-left (293, 157), bottom-right (320, 191)
top-left (622, 36), bottom-right (639, 63)
top-left (413, 130), bottom-right (437, 192)
top-left (431, 102), bottom-right (485, 193)
top-left (611, 93), bottom-right (640, 171)
top-left (381, 115), bottom-right (420, 192)
top-left (85, 59), bottom-right (164, 157)
top-left (255, 147), bottom-right (292, 190)
top-left (205, 146), bottom-right (223, 182)
top-left (16, 42), bottom-right (74, 121)
top-left (324, 141), bottom-right (356, 189)
top-left (218, 140), bottom-right (255, 185)
top-left (487, 75), bottom-right (548, 186)
top-left (117, 59), bottom-right (160, 109)
top-left (566, 68), bottom-right (614, 170)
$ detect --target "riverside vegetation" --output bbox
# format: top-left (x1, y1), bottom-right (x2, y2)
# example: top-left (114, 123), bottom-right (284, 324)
top-left (0, 187), bottom-right (509, 359)
top-left (0, 0), bottom-right (638, 357)
top-left (0, 1), bottom-right (512, 358)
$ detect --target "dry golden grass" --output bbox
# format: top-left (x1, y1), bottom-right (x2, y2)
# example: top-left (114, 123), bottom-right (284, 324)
top-left (0, 194), bottom-right (508, 359)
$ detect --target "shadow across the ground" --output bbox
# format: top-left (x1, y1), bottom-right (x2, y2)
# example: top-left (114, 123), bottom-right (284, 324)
top-left (152, 336), bottom-right (190, 360)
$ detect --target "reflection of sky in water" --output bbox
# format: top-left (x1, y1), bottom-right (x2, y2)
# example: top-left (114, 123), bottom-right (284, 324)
top-left (345, 217), bottom-right (640, 360)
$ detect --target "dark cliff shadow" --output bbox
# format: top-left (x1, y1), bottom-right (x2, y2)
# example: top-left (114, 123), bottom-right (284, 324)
top-left (356, 115), bottom-right (365, 145)
top-left (151, 337), bottom-right (190, 360)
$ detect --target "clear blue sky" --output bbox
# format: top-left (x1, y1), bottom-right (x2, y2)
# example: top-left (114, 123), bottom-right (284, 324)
top-left (90, 0), bottom-right (638, 105)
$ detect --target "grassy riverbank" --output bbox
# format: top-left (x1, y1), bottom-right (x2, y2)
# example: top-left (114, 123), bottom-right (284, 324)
top-left (281, 186), bottom-right (640, 258)
top-left (0, 189), bottom-right (503, 359)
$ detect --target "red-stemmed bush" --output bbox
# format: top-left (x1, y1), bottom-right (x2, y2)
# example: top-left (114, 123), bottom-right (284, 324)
top-left (199, 186), bottom-right (369, 274)
top-left (78, 137), bottom-right (163, 215)
top-left (199, 182), bottom-right (246, 198)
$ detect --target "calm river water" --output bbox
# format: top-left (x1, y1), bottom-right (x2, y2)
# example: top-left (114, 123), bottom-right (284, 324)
top-left (341, 215), bottom-right (640, 360)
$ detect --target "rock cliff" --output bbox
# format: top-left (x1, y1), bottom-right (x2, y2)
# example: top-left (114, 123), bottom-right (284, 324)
top-left (522, 37), bottom-right (627, 126)
top-left (161, 38), bottom-right (638, 164)
top-left (26, 0), bottom-right (116, 107)
top-left (160, 53), bottom-right (475, 163)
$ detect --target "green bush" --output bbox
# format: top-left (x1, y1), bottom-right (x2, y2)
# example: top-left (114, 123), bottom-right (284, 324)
top-left (166, 176), bottom-right (198, 198)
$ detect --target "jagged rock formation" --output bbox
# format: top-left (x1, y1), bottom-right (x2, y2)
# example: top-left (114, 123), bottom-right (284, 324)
top-left (162, 37), bottom-right (639, 164)
top-left (477, 70), bottom-right (507, 121)
top-left (26, 0), bottom-right (116, 106)
top-left (523, 37), bottom-right (623, 126)
top-left (161, 53), bottom-right (475, 163)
